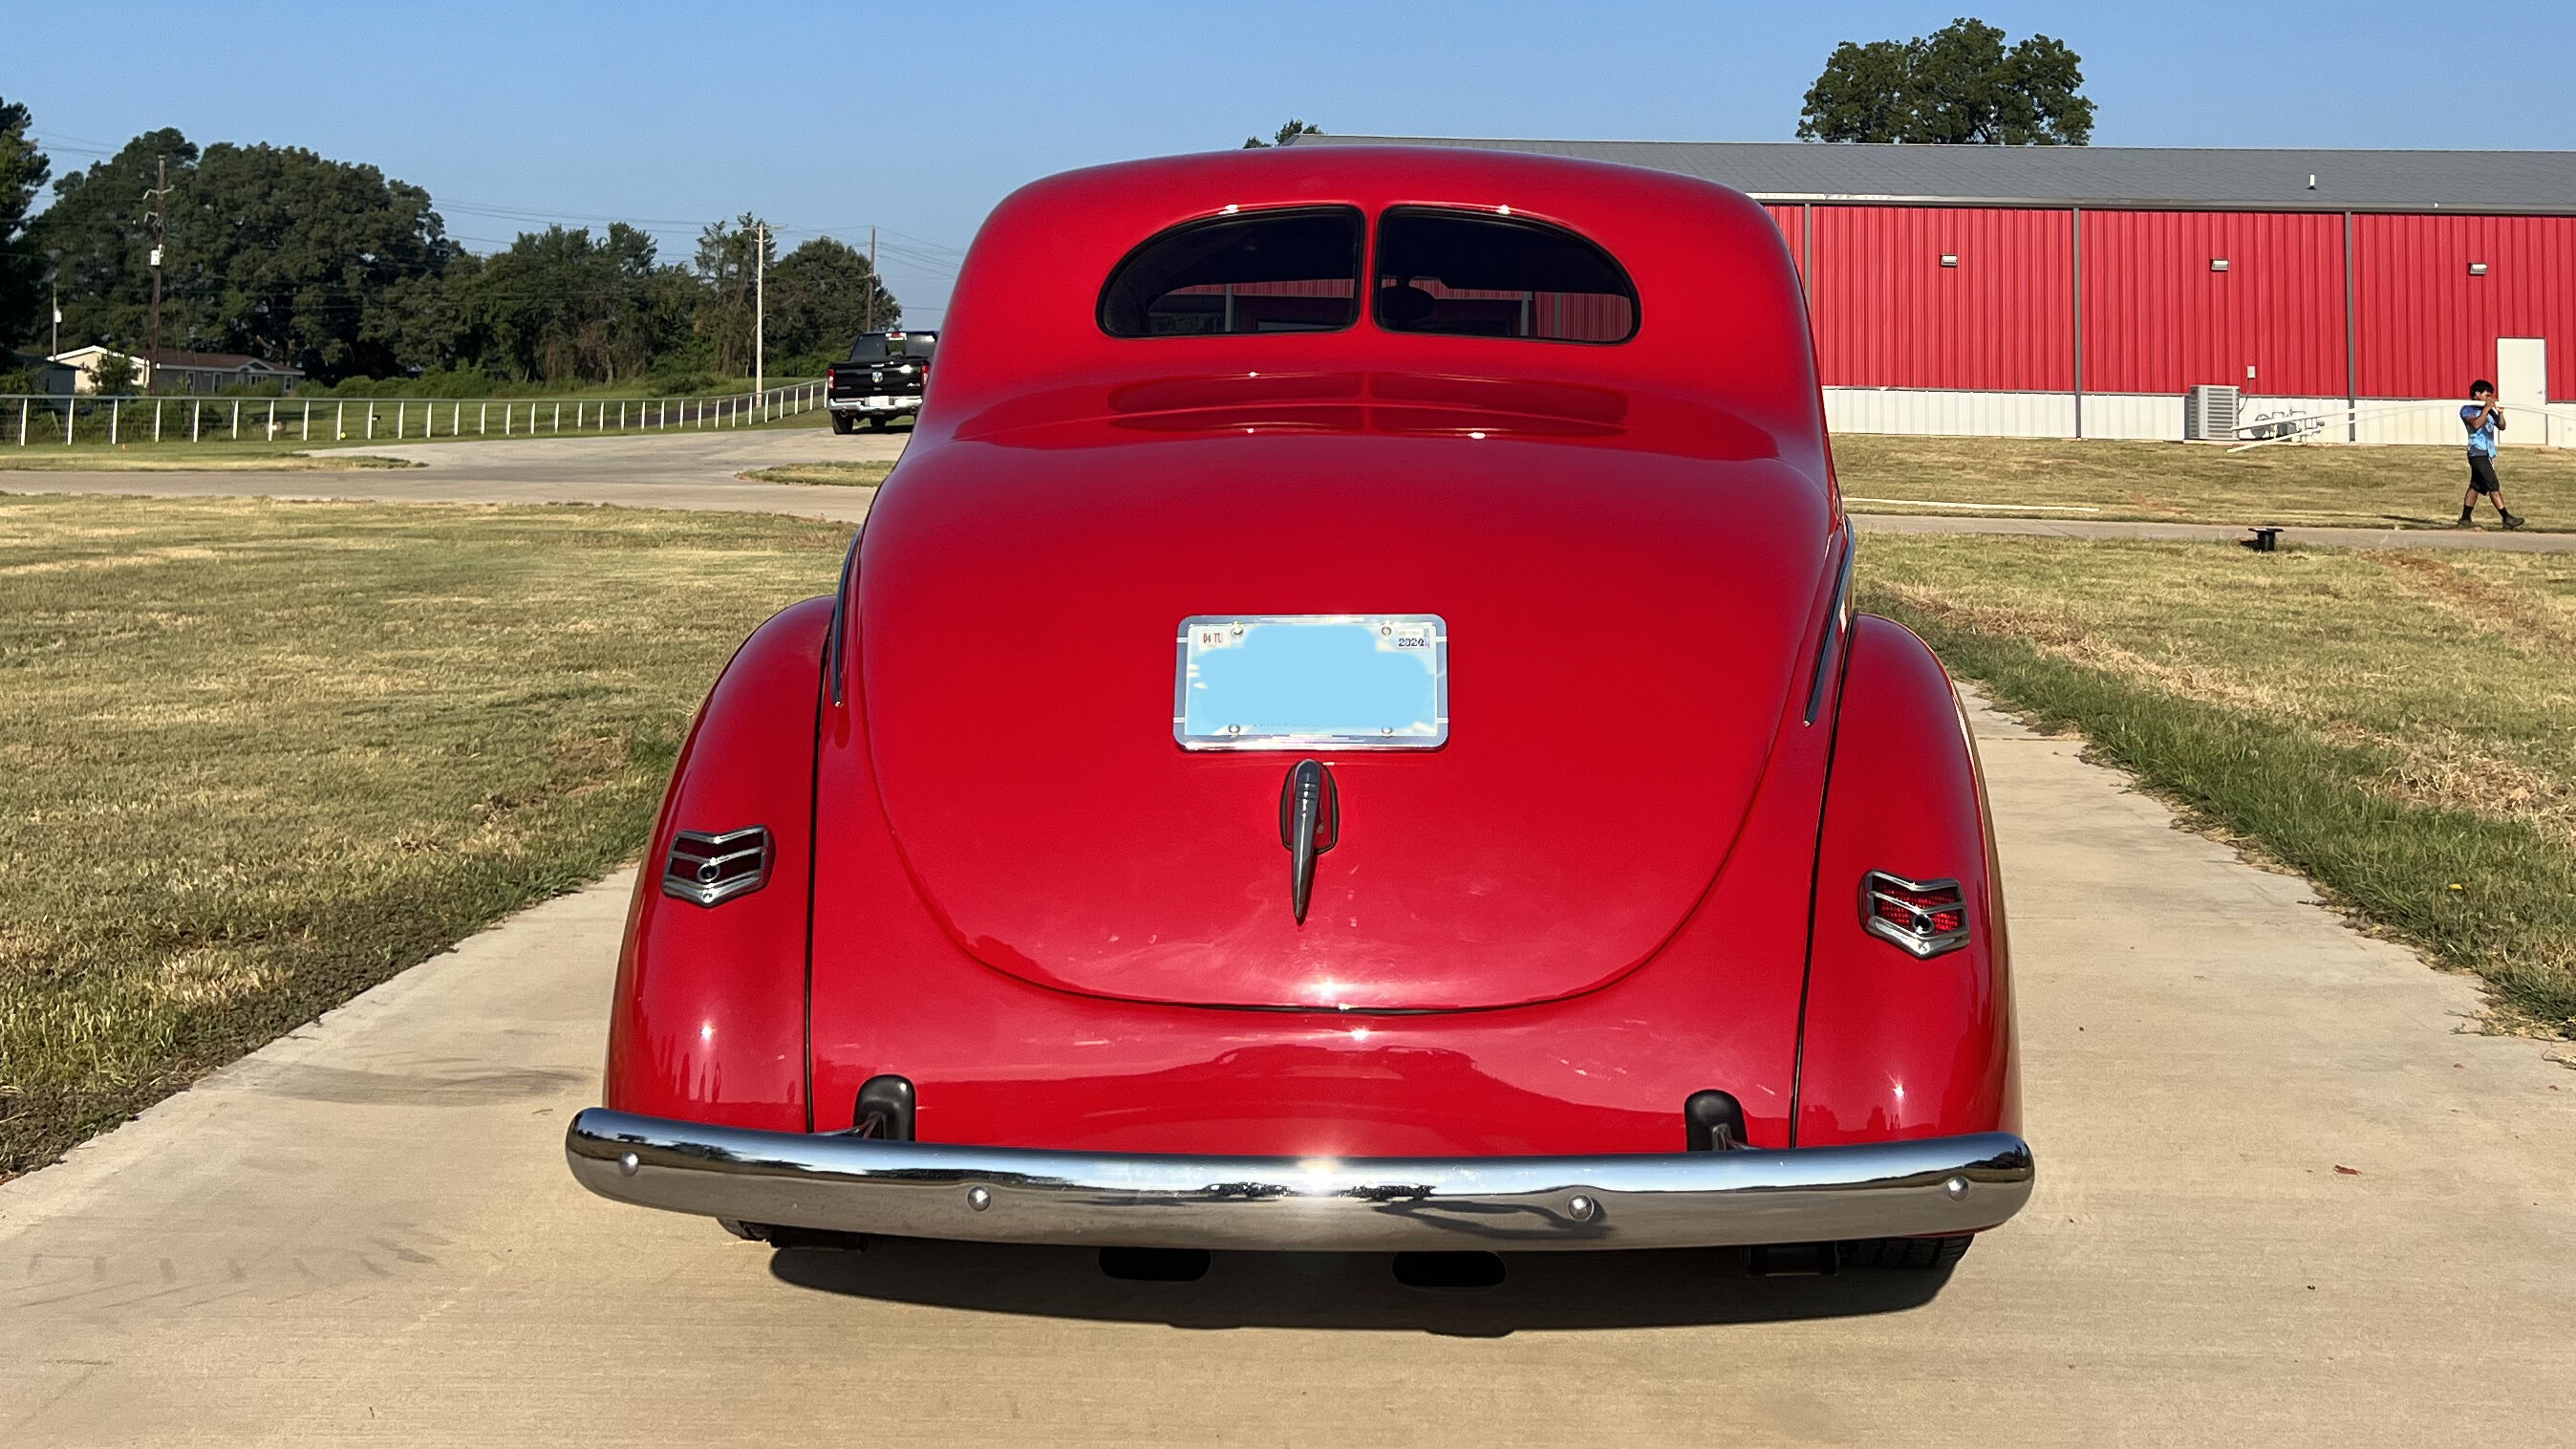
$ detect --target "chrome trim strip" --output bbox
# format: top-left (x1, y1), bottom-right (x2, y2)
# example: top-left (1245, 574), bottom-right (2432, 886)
top-left (1803, 531), bottom-right (1857, 726)
top-left (566, 1109), bottom-right (2032, 1251)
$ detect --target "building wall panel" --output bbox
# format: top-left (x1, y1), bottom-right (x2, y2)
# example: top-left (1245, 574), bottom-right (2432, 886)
top-left (1762, 204), bottom-right (1808, 291)
top-left (2080, 210), bottom-right (2348, 398)
top-left (1822, 387), bottom-right (2074, 438)
top-left (2353, 214), bottom-right (2576, 400)
top-left (1811, 206), bottom-right (2073, 392)
top-left (2078, 392), bottom-right (2186, 443)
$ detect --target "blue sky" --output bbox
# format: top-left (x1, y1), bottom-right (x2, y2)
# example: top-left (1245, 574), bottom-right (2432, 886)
top-left (11, 1), bottom-right (2568, 325)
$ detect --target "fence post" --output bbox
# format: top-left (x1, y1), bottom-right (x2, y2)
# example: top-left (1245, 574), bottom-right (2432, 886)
top-left (480, 402), bottom-right (487, 436)
top-left (231, 400), bottom-right (240, 441)
top-left (335, 400), bottom-right (345, 440)
top-left (17, 397), bottom-right (25, 446)
top-left (268, 399), bottom-right (277, 441)
top-left (154, 399), bottom-right (163, 442)
top-left (111, 398), bottom-right (120, 445)
top-left (304, 400), bottom-right (312, 442)
top-left (66, 398), bottom-right (75, 444)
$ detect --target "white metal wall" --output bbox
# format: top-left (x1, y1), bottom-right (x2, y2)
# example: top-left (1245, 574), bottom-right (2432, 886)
top-left (1819, 387), bottom-right (2566, 446)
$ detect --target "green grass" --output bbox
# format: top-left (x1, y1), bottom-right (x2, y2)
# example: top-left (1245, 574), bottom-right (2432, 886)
top-left (739, 460), bottom-right (894, 487)
top-left (0, 495), bottom-right (848, 1176)
top-left (1861, 535), bottom-right (2576, 1032)
top-left (1835, 434), bottom-right (2576, 530)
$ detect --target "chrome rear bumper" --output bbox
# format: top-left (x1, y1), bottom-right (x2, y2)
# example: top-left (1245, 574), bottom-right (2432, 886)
top-left (566, 1109), bottom-right (2034, 1252)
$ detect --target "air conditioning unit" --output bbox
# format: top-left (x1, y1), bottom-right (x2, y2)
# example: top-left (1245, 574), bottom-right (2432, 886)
top-left (2184, 385), bottom-right (2241, 441)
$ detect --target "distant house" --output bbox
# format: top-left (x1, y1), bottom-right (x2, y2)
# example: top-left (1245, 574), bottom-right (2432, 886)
top-left (48, 345), bottom-right (306, 395)
top-left (6, 349), bottom-right (76, 395)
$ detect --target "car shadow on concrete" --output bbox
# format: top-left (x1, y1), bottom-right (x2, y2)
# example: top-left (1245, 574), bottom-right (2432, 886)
top-left (766, 1239), bottom-right (1951, 1335)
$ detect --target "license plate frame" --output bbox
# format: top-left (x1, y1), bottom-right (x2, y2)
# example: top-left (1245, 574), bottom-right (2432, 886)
top-left (1173, 614), bottom-right (1449, 751)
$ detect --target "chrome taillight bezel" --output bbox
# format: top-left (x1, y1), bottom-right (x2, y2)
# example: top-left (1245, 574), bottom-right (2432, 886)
top-left (663, 826), bottom-right (773, 908)
top-left (1859, 870), bottom-right (1970, 959)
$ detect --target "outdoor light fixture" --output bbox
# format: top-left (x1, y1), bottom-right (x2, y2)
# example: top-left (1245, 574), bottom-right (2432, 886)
top-left (2211, 258), bottom-right (2231, 272)
top-left (2469, 262), bottom-right (2490, 276)
top-left (1939, 253), bottom-right (1959, 268)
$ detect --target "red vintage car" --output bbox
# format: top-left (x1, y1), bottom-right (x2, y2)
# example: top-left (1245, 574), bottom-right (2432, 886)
top-left (568, 145), bottom-right (2030, 1275)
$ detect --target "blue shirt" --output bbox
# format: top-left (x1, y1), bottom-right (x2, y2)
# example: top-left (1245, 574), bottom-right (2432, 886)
top-left (2462, 403), bottom-right (2501, 456)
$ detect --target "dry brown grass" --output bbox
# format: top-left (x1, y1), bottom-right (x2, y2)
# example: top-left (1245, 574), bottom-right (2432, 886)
top-left (0, 495), bottom-right (848, 1177)
top-left (1864, 534), bottom-right (2576, 1031)
top-left (1835, 433), bottom-right (2576, 530)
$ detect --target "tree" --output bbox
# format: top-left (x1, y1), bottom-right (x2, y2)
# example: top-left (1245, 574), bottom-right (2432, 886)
top-left (452, 223), bottom-right (689, 383)
top-left (38, 132), bottom-right (462, 381)
top-left (0, 95), bottom-right (52, 347)
top-left (692, 214), bottom-right (772, 378)
top-left (90, 349), bottom-right (137, 394)
top-left (765, 236), bottom-right (900, 369)
top-left (1243, 119), bottom-right (1323, 149)
top-left (1798, 18), bottom-right (2094, 145)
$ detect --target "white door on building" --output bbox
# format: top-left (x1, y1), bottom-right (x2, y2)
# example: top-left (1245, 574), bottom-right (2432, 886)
top-left (2496, 337), bottom-right (2547, 446)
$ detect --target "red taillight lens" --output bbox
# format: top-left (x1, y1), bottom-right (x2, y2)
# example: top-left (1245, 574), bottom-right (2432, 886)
top-left (1860, 872), bottom-right (1971, 958)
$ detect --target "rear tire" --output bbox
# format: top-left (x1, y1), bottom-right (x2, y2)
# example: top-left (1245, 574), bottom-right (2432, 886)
top-left (829, 412), bottom-right (856, 435)
top-left (1840, 1235), bottom-right (1973, 1271)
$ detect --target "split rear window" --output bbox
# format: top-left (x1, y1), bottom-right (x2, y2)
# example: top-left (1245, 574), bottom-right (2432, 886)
top-left (1098, 206), bottom-right (1363, 336)
top-left (1099, 205), bottom-right (1636, 343)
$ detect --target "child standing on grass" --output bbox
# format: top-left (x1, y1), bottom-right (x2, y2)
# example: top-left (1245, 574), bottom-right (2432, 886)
top-left (2459, 380), bottom-right (2526, 530)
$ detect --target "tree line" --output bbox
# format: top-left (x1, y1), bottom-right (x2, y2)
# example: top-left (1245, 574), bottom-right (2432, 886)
top-left (0, 100), bottom-right (900, 393)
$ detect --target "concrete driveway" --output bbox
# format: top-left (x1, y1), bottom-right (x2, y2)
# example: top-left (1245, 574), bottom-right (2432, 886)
top-left (5, 694), bottom-right (2570, 1447)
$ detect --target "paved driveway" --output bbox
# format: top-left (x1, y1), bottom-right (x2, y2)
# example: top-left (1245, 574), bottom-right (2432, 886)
top-left (6, 696), bottom-right (2569, 1447)
top-left (9, 430), bottom-right (2576, 551)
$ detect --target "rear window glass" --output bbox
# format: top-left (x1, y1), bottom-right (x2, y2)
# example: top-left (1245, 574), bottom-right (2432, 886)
top-left (848, 333), bottom-right (936, 362)
top-left (1099, 206), bottom-right (1363, 336)
top-left (1372, 207), bottom-right (1637, 343)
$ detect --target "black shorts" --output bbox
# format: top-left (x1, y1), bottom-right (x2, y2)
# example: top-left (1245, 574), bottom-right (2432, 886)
top-left (2468, 454), bottom-right (2501, 493)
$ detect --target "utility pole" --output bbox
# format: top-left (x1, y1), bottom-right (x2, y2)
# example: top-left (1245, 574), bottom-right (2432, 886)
top-left (866, 226), bottom-right (877, 333)
top-left (143, 158), bottom-right (171, 394)
top-left (753, 220), bottom-right (766, 400)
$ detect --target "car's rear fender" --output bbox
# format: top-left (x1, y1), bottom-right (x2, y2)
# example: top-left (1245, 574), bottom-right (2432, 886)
top-left (602, 594), bottom-right (833, 1132)
top-left (1793, 614), bottom-right (2019, 1145)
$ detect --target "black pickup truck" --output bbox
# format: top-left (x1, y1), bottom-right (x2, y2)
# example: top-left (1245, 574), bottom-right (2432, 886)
top-left (826, 330), bottom-right (937, 433)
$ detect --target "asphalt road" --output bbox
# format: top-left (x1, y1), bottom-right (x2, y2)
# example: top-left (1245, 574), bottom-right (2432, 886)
top-left (6, 694), bottom-right (2570, 1447)
top-left (6, 430), bottom-right (2575, 551)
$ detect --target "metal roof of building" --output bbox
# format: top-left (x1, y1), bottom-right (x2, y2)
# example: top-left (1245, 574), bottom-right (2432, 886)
top-left (1289, 135), bottom-right (2576, 213)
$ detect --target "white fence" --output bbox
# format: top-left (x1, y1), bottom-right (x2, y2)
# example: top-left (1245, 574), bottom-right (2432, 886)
top-left (5, 381), bottom-right (828, 448)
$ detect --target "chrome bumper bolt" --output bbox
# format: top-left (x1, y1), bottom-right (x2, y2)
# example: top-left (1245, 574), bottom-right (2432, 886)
top-left (1943, 1176), bottom-right (1970, 1200)
top-left (966, 1185), bottom-right (993, 1212)
top-left (618, 1153), bottom-right (640, 1177)
top-left (1566, 1194), bottom-right (1598, 1222)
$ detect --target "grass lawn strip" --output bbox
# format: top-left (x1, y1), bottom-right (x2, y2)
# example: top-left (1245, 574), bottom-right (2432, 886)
top-left (1835, 434), bottom-right (2576, 531)
top-left (1861, 534), bottom-right (2576, 1034)
top-left (739, 461), bottom-right (893, 487)
top-left (0, 495), bottom-right (848, 1177)
top-left (0, 444), bottom-right (425, 471)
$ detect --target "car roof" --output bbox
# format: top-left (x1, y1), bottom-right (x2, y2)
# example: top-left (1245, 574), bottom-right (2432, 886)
top-left (920, 146), bottom-right (1822, 470)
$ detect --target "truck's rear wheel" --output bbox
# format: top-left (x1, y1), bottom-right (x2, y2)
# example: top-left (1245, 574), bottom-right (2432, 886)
top-left (830, 412), bottom-right (857, 435)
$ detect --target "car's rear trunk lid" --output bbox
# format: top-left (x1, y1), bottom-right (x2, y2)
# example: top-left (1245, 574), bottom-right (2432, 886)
top-left (852, 427), bottom-right (1831, 1010)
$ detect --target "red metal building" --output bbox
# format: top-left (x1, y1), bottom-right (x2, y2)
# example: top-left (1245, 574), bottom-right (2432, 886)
top-left (1300, 136), bottom-right (2576, 444)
